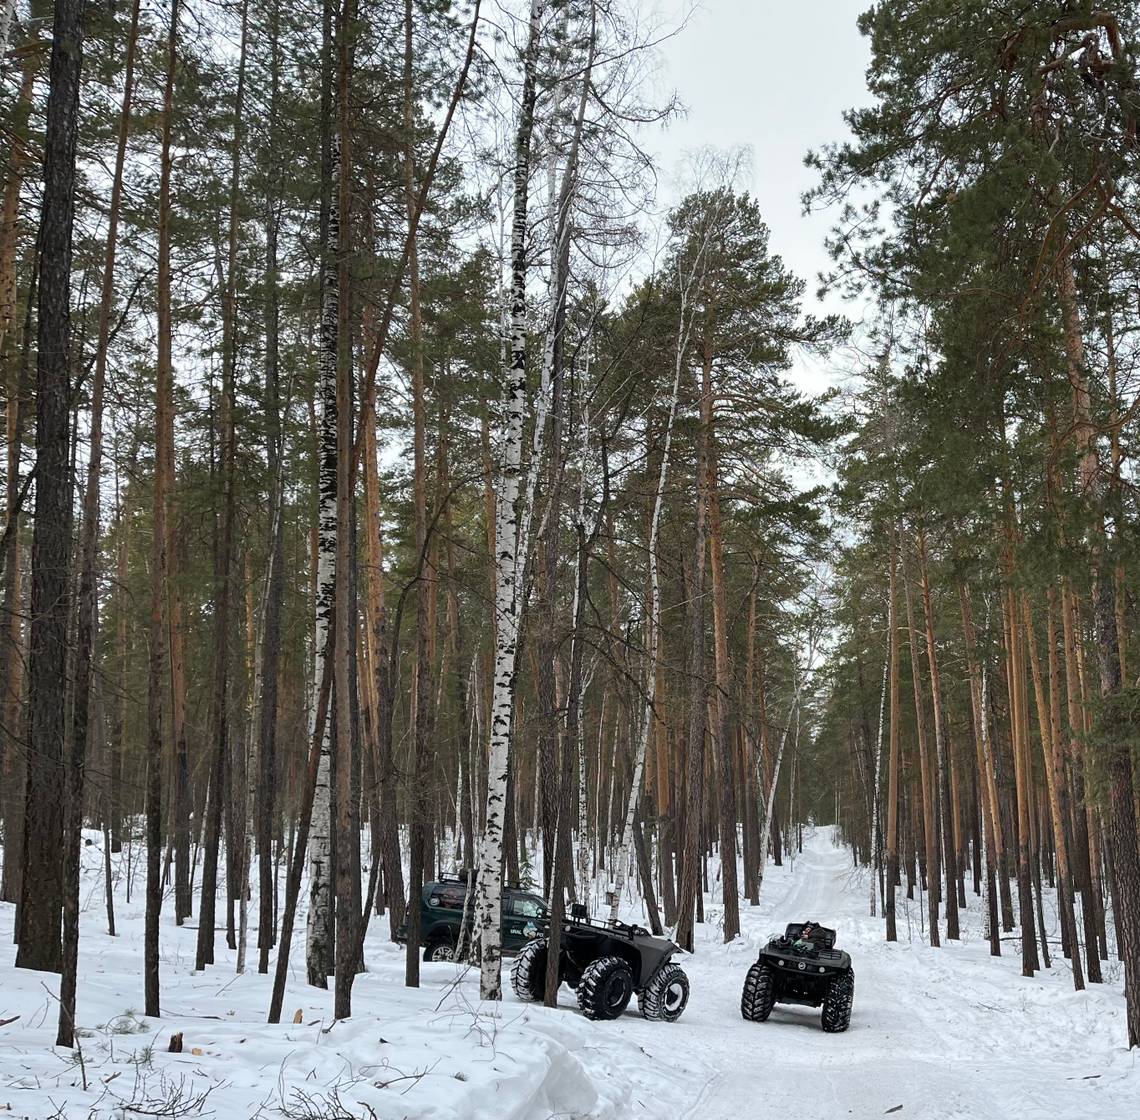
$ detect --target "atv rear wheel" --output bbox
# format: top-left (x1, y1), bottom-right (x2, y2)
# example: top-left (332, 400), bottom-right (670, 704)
top-left (821, 968), bottom-right (854, 1033)
top-left (740, 961), bottom-right (776, 1022)
top-left (577, 956), bottom-right (634, 1021)
top-left (638, 961), bottom-right (690, 1022)
top-left (510, 938), bottom-right (549, 1002)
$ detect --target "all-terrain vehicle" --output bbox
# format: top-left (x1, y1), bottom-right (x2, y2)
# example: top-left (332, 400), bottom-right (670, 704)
top-left (511, 903), bottom-right (690, 1022)
top-left (740, 921), bottom-right (854, 1032)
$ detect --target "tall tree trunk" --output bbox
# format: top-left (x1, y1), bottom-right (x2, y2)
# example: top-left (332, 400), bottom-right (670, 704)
top-left (169, 526), bottom-right (190, 925)
top-left (545, 441), bottom-right (602, 1005)
top-left (0, 42), bottom-right (36, 361)
top-left (403, 0), bottom-right (433, 989)
top-left (1060, 579), bottom-right (1102, 982)
top-left (143, 0), bottom-right (179, 1017)
top-left (915, 526), bottom-right (959, 939)
top-left (256, 0), bottom-right (285, 976)
top-left (885, 527), bottom-right (901, 941)
top-left (332, 0), bottom-right (359, 1020)
top-left (306, 0), bottom-right (339, 988)
top-left (109, 454), bottom-right (134, 858)
top-left (959, 583), bottom-right (1002, 957)
top-left (742, 586), bottom-right (759, 905)
top-left (900, 540), bottom-right (939, 946)
top-left (1023, 591), bottom-right (1083, 989)
top-left (700, 345), bottom-right (740, 942)
top-left (1059, 252), bottom-right (1140, 1043)
top-left (0, 0), bottom-right (15, 58)
top-left (1003, 581), bottom-right (1039, 976)
top-left (17, 0), bottom-right (82, 984)
top-left (675, 536), bottom-right (707, 954)
top-left (59, 0), bottom-right (140, 1046)
top-left (0, 246), bottom-right (31, 906)
top-left (363, 373), bottom-right (403, 937)
top-left (267, 656), bottom-right (332, 1023)
top-left (474, 0), bottom-right (543, 1003)
top-left (869, 654), bottom-right (887, 916)
top-left (197, 0), bottom-right (248, 968)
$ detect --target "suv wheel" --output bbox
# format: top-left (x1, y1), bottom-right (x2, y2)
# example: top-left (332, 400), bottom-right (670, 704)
top-left (424, 934), bottom-right (455, 963)
top-left (510, 938), bottom-right (549, 1002)
top-left (740, 961), bottom-right (776, 1022)
top-left (638, 961), bottom-right (689, 1022)
top-left (577, 956), bottom-right (634, 1021)
top-left (821, 969), bottom-right (854, 1033)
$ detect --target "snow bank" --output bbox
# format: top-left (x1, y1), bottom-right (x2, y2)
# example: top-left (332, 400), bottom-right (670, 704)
top-left (0, 836), bottom-right (676, 1119)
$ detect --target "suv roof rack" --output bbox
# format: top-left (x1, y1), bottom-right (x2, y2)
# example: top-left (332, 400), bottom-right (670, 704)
top-left (434, 872), bottom-right (533, 893)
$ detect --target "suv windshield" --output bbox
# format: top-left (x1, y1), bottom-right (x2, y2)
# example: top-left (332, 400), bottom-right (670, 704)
top-left (511, 893), bottom-right (547, 918)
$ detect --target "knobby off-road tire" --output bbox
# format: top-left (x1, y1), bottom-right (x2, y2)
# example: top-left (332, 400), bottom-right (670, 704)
top-left (577, 956), bottom-right (634, 1021)
top-left (510, 938), bottom-right (549, 1002)
top-left (638, 961), bottom-right (690, 1022)
top-left (821, 969), bottom-right (854, 1033)
top-left (740, 961), bottom-right (776, 1022)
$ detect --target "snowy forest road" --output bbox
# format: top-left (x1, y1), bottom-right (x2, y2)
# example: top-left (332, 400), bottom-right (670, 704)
top-left (556, 829), bottom-right (1139, 1120)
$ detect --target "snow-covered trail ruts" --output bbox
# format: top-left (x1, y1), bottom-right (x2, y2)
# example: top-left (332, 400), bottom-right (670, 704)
top-left (544, 828), bottom-right (1139, 1120)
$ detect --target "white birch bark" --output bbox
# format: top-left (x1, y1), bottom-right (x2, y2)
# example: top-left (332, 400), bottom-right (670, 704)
top-left (869, 654), bottom-right (888, 916)
top-left (306, 133), bottom-right (340, 990)
top-left (576, 669), bottom-right (592, 893)
top-left (0, 0), bottom-right (15, 63)
top-left (566, 400), bottom-right (598, 899)
top-left (475, 0), bottom-right (544, 1002)
top-left (452, 754), bottom-right (465, 872)
top-left (794, 711), bottom-right (802, 849)
top-left (605, 723), bottom-right (618, 865)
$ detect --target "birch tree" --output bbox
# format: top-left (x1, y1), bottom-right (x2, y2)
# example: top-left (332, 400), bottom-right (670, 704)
top-left (475, 0), bottom-right (544, 1003)
top-left (306, 0), bottom-right (339, 989)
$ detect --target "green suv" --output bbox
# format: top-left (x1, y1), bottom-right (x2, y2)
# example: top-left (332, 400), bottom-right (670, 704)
top-left (396, 877), bottom-right (550, 962)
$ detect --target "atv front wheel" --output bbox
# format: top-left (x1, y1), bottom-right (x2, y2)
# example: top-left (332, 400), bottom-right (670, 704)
top-left (510, 938), bottom-right (549, 1002)
top-left (821, 969), bottom-right (854, 1033)
top-left (639, 961), bottom-right (690, 1022)
top-left (740, 961), bottom-right (776, 1022)
top-left (577, 956), bottom-right (634, 1020)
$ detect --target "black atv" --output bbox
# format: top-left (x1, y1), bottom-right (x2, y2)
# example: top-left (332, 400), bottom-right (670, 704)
top-left (510, 903), bottom-right (690, 1022)
top-left (740, 921), bottom-right (854, 1033)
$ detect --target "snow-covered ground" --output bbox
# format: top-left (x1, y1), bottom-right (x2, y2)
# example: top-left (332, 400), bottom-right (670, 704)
top-left (0, 828), bottom-right (1136, 1118)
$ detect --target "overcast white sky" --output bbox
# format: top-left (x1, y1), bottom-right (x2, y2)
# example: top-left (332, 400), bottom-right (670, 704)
top-left (645, 0), bottom-right (873, 393)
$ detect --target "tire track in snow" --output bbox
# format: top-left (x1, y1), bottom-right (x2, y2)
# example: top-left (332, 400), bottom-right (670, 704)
top-left (592, 829), bottom-right (1138, 1120)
